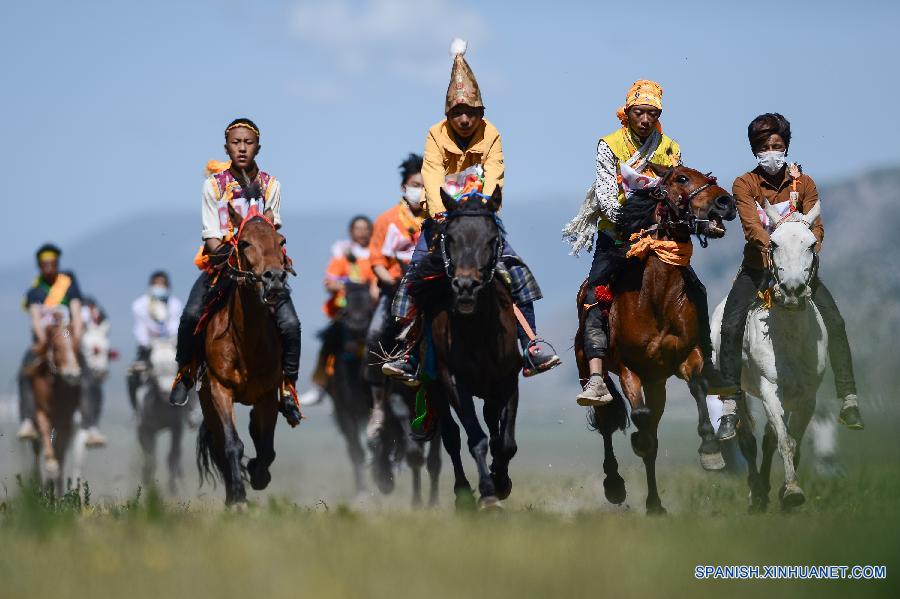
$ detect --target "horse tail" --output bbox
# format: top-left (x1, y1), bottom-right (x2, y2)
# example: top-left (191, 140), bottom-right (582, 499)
top-left (587, 374), bottom-right (629, 435)
top-left (195, 422), bottom-right (220, 487)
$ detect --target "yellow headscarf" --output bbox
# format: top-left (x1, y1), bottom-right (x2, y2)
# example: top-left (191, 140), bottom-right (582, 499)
top-left (616, 79), bottom-right (664, 130)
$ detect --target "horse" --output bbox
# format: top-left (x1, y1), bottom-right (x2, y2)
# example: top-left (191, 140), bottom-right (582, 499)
top-left (196, 204), bottom-right (293, 506)
top-left (574, 165), bottom-right (736, 514)
top-left (412, 187), bottom-right (521, 510)
top-left (710, 200), bottom-right (826, 511)
top-left (320, 281), bottom-right (375, 497)
top-left (134, 337), bottom-right (195, 494)
top-left (72, 318), bottom-right (113, 479)
top-left (370, 379), bottom-right (443, 508)
top-left (26, 309), bottom-right (82, 492)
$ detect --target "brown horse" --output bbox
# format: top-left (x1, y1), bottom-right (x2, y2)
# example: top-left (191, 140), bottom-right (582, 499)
top-left (27, 311), bottom-right (82, 492)
top-left (575, 165), bottom-right (736, 514)
top-left (196, 205), bottom-right (293, 505)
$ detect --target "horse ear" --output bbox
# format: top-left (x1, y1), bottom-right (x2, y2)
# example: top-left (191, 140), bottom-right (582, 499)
top-left (647, 162), bottom-right (672, 178)
top-left (227, 201), bottom-right (243, 230)
top-left (485, 186), bottom-right (502, 212)
top-left (801, 201), bottom-right (821, 228)
top-left (763, 200), bottom-right (782, 227)
top-left (440, 188), bottom-right (458, 213)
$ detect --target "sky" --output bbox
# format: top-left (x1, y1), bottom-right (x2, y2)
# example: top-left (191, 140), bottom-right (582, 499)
top-left (3, 0), bottom-right (899, 269)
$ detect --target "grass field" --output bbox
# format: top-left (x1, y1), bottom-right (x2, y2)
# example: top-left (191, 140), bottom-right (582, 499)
top-left (1, 462), bottom-right (897, 599)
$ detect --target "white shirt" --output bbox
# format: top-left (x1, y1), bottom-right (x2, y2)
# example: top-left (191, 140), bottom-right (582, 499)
top-left (201, 175), bottom-right (282, 240)
top-left (132, 294), bottom-right (183, 347)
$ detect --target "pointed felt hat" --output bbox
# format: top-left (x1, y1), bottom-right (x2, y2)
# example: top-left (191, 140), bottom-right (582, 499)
top-left (445, 38), bottom-right (484, 114)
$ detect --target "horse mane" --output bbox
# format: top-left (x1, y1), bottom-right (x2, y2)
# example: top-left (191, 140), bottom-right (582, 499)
top-left (615, 187), bottom-right (659, 238)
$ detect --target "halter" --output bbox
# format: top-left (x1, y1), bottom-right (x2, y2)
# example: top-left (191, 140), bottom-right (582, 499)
top-left (651, 171), bottom-right (719, 248)
top-left (224, 206), bottom-right (278, 287)
top-left (438, 191), bottom-right (503, 285)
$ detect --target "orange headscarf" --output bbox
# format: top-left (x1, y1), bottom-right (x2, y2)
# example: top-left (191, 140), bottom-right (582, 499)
top-left (616, 79), bottom-right (664, 131)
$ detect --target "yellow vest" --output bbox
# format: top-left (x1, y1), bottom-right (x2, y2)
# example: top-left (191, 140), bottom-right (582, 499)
top-left (598, 128), bottom-right (681, 231)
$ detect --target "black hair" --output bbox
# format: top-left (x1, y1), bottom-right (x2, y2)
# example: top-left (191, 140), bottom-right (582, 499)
top-left (748, 113), bottom-right (791, 153)
top-left (348, 215), bottom-right (372, 231)
top-left (225, 117), bottom-right (261, 139)
top-left (149, 270), bottom-right (170, 286)
top-left (35, 243), bottom-right (62, 262)
top-left (399, 153), bottom-right (423, 185)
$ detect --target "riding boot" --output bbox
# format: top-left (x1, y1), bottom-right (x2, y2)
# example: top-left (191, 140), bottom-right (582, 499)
top-left (273, 294), bottom-right (303, 427)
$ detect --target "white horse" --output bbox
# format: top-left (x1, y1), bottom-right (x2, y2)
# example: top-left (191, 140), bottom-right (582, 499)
top-left (710, 200), bottom-right (826, 511)
top-left (72, 318), bottom-right (113, 480)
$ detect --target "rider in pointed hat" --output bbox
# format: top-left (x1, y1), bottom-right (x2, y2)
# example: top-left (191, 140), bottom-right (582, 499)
top-left (382, 39), bottom-right (561, 382)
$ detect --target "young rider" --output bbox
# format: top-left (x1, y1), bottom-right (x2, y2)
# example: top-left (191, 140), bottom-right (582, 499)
top-left (169, 118), bottom-right (303, 426)
top-left (383, 39), bottom-right (561, 381)
top-left (716, 113), bottom-right (862, 439)
top-left (564, 79), bottom-right (731, 406)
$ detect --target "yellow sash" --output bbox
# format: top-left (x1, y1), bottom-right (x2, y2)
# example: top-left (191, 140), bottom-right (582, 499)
top-left (43, 274), bottom-right (72, 307)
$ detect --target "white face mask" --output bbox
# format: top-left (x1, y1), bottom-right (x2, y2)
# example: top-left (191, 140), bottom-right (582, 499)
top-left (403, 186), bottom-right (423, 206)
top-left (150, 285), bottom-right (170, 301)
top-left (757, 150), bottom-right (787, 175)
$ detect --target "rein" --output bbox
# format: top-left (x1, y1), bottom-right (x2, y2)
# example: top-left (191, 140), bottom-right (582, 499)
top-left (223, 212), bottom-right (278, 286)
top-left (649, 171), bottom-right (718, 248)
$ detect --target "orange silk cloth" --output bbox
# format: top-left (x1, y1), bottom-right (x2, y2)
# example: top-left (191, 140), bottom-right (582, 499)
top-left (625, 230), bottom-right (693, 266)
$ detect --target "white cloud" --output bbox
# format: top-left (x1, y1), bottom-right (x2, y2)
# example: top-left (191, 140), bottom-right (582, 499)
top-left (288, 0), bottom-right (487, 84)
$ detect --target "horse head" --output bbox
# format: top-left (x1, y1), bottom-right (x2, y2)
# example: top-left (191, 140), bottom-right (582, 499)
top-left (45, 310), bottom-right (81, 386)
top-left (764, 200), bottom-right (820, 309)
top-left (658, 165), bottom-right (736, 239)
top-left (228, 203), bottom-right (288, 306)
top-left (338, 281), bottom-right (375, 336)
top-left (439, 187), bottom-right (503, 315)
top-left (81, 321), bottom-right (111, 380)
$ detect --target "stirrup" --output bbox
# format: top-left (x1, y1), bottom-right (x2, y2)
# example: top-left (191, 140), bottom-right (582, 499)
top-left (522, 338), bottom-right (561, 377)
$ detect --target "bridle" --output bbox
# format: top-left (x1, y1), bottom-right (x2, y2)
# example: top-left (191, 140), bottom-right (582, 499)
top-left (648, 170), bottom-right (719, 248)
top-left (765, 231), bottom-right (819, 303)
top-left (438, 191), bottom-right (503, 285)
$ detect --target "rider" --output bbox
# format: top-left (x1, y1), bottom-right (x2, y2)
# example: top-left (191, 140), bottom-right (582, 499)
top-left (564, 79), bottom-right (731, 406)
top-left (715, 113), bottom-right (862, 440)
top-left (365, 153), bottom-right (425, 437)
top-left (18, 243), bottom-right (84, 440)
top-left (128, 271), bottom-right (183, 408)
top-left (383, 39), bottom-right (561, 381)
top-left (168, 118), bottom-right (303, 426)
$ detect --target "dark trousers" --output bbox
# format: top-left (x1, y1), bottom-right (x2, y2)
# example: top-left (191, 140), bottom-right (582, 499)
top-left (719, 267), bottom-right (856, 398)
top-left (583, 234), bottom-right (714, 362)
top-left (18, 350), bottom-right (35, 422)
top-left (175, 272), bottom-right (302, 383)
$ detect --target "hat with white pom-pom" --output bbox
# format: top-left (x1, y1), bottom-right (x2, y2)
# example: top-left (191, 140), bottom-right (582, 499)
top-left (445, 38), bottom-right (484, 114)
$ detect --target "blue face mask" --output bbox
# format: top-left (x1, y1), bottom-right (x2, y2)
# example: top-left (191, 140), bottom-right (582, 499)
top-left (150, 285), bottom-right (169, 301)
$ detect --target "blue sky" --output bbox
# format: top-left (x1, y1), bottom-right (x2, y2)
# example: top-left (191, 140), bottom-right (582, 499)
top-left (4, 0), bottom-right (899, 268)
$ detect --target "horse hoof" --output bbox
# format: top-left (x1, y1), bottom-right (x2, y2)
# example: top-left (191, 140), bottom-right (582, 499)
top-left (699, 451), bottom-right (726, 471)
top-left (646, 503), bottom-right (667, 516)
top-left (374, 463), bottom-right (395, 495)
top-left (630, 431), bottom-right (654, 458)
top-left (603, 474), bottom-right (627, 505)
top-left (45, 458), bottom-right (60, 479)
top-left (630, 407), bottom-right (651, 430)
top-left (478, 496), bottom-right (504, 511)
top-left (247, 459), bottom-right (272, 491)
top-left (780, 484), bottom-right (805, 509)
top-left (491, 474), bottom-right (512, 499)
top-left (406, 446), bottom-right (426, 468)
top-left (748, 500), bottom-right (769, 514)
top-left (228, 501), bottom-right (249, 513)
top-left (454, 486), bottom-right (476, 511)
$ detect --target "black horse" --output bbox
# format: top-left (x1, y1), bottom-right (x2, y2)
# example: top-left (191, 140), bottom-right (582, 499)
top-left (321, 281), bottom-right (375, 496)
top-left (410, 187), bottom-right (522, 509)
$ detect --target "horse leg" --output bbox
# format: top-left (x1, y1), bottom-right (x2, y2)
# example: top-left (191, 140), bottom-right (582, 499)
top-left (686, 369), bottom-right (724, 471)
top-left (601, 429), bottom-right (626, 504)
top-left (760, 423), bottom-right (776, 501)
top-left (758, 381), bottom-right (803, 509)
top-left (487, 378), bottom-right (519, 501)
top-left (138, 422), bottom-right (157, 490)
top-left (455, 382), bottom-right (497, 508)
top-left (167, 418), bottom-right (184, 496)
top-left (641, 381), bottom-right (666, 515)
top-left (332, 377), bottom-right (367, 495)
top-left (435, 389), bottom-right (473, 510)
top-left (247, 394), bottom-right (279, 492)
top-left (51, 415), bottom-right (74, 496)
top-left (620, 366), bottom-right (653, 457)
top-left (735, 396), bottom-right (767, 513)
top-left (426, 432), bottom-right (442, 507)
top-left (205, 379), bottom-right (246, 505)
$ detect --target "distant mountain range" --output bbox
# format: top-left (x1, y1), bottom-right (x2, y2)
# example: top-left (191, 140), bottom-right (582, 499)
top-left (2, 166), bottom-right (897, 408)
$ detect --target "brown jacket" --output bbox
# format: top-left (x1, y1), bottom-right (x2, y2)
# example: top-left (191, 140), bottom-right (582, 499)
top-left (732, 167), bottom-right (824, 269)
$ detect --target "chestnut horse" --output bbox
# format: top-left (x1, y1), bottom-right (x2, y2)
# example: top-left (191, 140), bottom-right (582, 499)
top-left (27, 311), bottom-right (82, 492)
top-left (575, 165), bottom-right (736, 513)
top-left (412, 188), bottom-right (521, 509)
top-left (196, 205), bottom-right (293, 505)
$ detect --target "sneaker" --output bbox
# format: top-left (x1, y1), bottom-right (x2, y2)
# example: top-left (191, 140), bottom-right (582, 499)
top-left (16, 418), bottom-right (38, 441)
top-left (382, 356), bottom-right (418, 386)
top-left (85, 427), bottom-right (108, 449)
top-left (716, 413), bottom-right (739, 441)
top-left (838, 395), bottom-right (864, 430)
top-left (298, 386), bottom-right (327, 407)
top-left (279, 385), bottom-right (303, 427)
top-left (169, 369), bottom-right (194, 407)
top-left (576, 374), bottom-right (614, 406)
top-left (523, 341), bottom-right (562, 377)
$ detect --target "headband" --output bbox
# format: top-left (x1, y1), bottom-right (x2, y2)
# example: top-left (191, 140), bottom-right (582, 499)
top-left (225, 122), bottom-right (260, 137)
